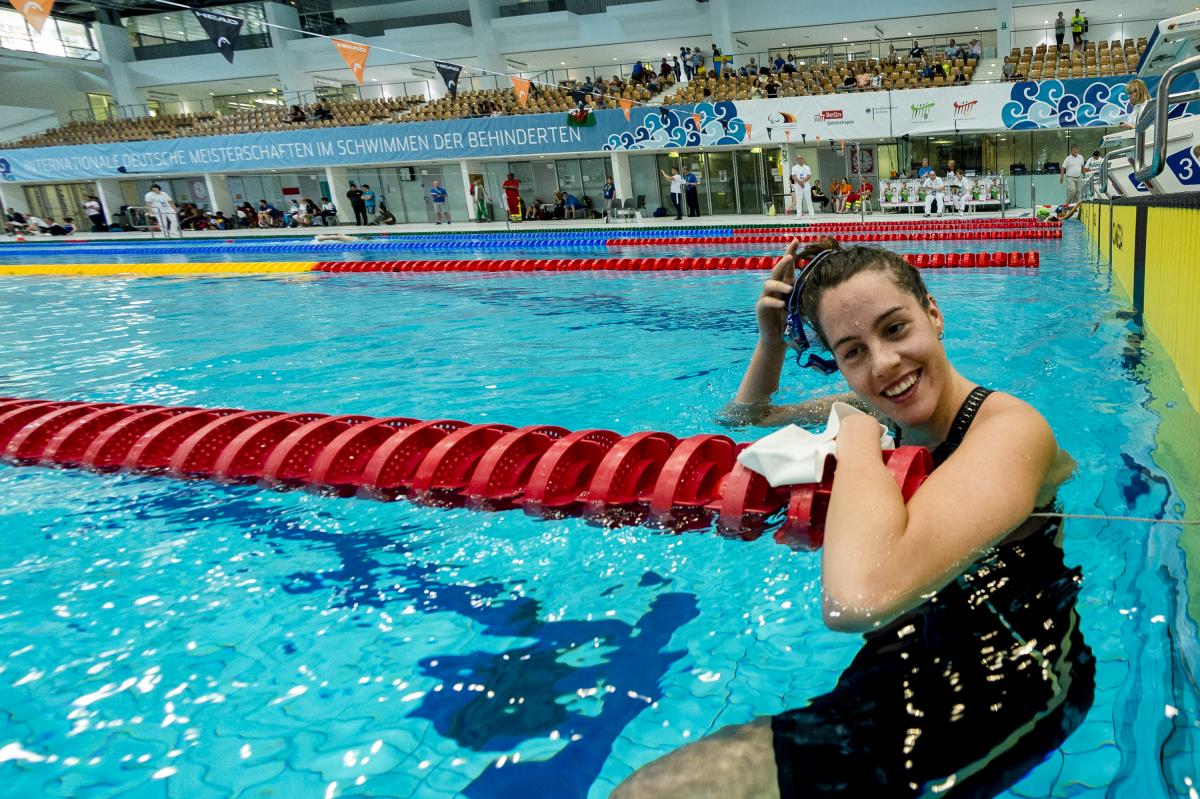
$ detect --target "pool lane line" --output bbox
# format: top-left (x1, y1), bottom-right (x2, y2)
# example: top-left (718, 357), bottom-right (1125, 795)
top-left (0, 262), bottom-right (318, 276)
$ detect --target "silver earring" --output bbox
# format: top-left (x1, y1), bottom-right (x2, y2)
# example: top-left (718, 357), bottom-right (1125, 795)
top-left (937, 330), bottom-right (945, 340)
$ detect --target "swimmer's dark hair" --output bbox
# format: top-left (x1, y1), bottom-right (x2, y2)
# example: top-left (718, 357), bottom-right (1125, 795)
top-left (797, 237), bottom-right (932, 348)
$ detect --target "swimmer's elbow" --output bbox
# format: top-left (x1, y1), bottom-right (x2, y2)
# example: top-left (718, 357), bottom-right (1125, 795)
top-left (821, 592), bottom-right (900, 633)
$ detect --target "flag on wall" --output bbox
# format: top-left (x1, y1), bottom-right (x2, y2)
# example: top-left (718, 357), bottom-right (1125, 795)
top-left (332, 38), bottom-right (370, 84)
top-left (619, 98), bottom-right (633, 122)
top-left (10, 0), bottom-right (54, 33)
top-left (435, 61), bottom-right (462, 99)
top-left (192, 7), bottom-right (243, 64)
top-left (510, 76), bottom-right (531, 108)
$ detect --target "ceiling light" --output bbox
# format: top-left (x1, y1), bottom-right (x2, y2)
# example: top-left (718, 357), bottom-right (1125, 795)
top-left (842, 37), bottom-right (847, 41)
top-left (560, 61), bottom-right (566, 65)
top-left (1044, 20), bottom-right (1049, 24)
top-left (907, 32), bottom-right (912, 36)
top-left (1118, 13), bottom-right (1123, 16)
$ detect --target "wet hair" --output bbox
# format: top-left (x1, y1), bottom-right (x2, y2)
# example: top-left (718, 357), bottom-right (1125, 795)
top-left (796, 237), bottom-right (932, 348)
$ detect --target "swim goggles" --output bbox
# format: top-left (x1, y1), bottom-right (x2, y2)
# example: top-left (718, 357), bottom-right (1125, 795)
top-left (783, 249), bottom-right (840, 375)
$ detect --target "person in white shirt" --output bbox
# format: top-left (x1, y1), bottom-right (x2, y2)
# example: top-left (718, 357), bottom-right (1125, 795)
top-left (922, 170), bottom-right (945, 217)
top-left (1082, 150), bottom-right (1104, 199)
top-left (790, 156), bottom-right (815, 219)
top-left (1060, 145), bottom-right (1085, 204)
top-left (660, 167), bottom-right (684, 220)
top-left (954, 171), bottom-right (972, 213)
top-left (942, 169), bottom-right (962, 215)
top-left (143, 183), bottom-right (178, 235)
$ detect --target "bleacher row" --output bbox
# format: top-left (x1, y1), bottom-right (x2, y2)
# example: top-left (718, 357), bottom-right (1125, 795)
top-left (1004, 38), bottom-right (1147, 80)
top-left (7, 40), bottom-right (1147, 150)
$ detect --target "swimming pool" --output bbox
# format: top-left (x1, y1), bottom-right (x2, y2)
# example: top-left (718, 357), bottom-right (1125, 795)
top-left (0, 228), bottom-right (1196, 797)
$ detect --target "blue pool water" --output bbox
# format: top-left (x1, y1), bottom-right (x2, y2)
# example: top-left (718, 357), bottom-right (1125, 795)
top-left (0, 228), bottom-right (1196, 797)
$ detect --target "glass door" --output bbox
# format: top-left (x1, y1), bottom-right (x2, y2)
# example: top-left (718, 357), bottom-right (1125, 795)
top-left (760, 148), bottom-right (787, 214)
top-left (706, 152), bottom-right (737, 215)
top-left (734, 150), bottom-right (764, 214)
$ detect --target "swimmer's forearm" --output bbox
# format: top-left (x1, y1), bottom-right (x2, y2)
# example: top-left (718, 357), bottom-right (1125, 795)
top-left (733, 338), bottom-right (787, 406)
top-left (821, 415), bottom-right (909, 630)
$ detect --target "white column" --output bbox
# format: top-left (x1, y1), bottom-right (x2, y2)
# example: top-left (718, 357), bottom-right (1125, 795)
top-left (459, 159), bottom-right (482, 220)
top-left (996, 0), bottom-right (1014, 59)
top-left (94, 21), bottom-right (141, 111)
top-left (609, 152), bottom-right (632, 201)
top-left (707, 0), bottom-right (736, 68)
top-left (204, 174), bottom-right (235, 215)
top-left (467, 0), bottom-right (507, 89)
top-left (0, 181), bottom-right (28, 216)
top-left (263, 2), bottom-right (311, 99)
top-left (94, 179), bottom-right (126, 222)
top-left (325, 167), bottom-right (351, 222)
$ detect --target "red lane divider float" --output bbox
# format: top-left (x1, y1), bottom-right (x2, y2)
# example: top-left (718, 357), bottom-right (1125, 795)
top-left (315, 252), bottom-right (1038, 273)
top-left (607, 230), bottom-right (1061, 246)
top-left (731, 219), bottom-right (1060, 233)
top-left (0, 398), bottom-right (932, 545)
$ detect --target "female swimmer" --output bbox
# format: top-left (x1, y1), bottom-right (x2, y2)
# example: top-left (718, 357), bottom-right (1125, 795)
top-left (614, 239), bottom-right (1093, 798)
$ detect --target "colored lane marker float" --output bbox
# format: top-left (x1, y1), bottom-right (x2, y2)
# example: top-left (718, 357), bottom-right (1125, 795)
top-left (0, 397), bottom-right (932, 546)
top-left (607, 230), bottom-right (1061, 246)
top-left (0, 252), bottom-right (1039, 277)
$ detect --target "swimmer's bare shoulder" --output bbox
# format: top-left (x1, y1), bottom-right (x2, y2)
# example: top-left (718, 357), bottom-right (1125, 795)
top-left (972, 390), bottom-right (1076, 506)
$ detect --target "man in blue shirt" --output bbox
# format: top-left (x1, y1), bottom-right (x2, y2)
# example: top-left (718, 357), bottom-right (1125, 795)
top-left (563, 193), bottom-right (585, 219)
top-left (684, 168), bottom-right (701, 217)
top-left (429, 180), bottom-right (450, 224)
top-left (917, 158), bottom-right (933, 178)
top-left (602, 176), bottom-right (616, 222)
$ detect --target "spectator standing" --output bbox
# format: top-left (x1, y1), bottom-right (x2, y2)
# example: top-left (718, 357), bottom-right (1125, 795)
top-left (502, 173), bottom-right (522, 222)
top-left (909, 40), bottom-right (924, 60)
top-left (681, 47), bottom-right (692, 80)
top-left (471, 177), bottom-right (489, 223)
top-left (1071, 9), bottom-right (1085, 49)
top-left (884, 44), bottom-right (899, 66)
top-left (429, 179), bottom-right (450, 224)
top-left (361, 185), bottom-right (376, 216)
top-left (660, 166), bottom-right (684, 220)
top-left (1061, 145), bottom-right (1085, 203)
top-left (346, 182), bottom-right (367, 225)
top-left (1055, 12), bottom-right (1066, 48)
top-left (967, 39), bottom-right (982, 62)
top-left (790, 155), bottom-right (815, 219)
top-left (143, 183), bottom-right (178, 235)
top-left (83, 195), bottom-right (107, 232)
top-left (691, 47), bottom-right (702, 77)
top-left (672, 56), bottom-right (681, 82)
top-left (602, 176), bottom-right (616, 222)
top-left (683, 168), bottom-right (701, 217)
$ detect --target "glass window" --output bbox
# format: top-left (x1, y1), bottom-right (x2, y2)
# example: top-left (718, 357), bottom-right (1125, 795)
top-left (125, 2), bottom-right (269, 47)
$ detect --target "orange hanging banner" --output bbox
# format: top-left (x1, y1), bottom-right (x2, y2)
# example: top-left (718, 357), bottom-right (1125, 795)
top-left (510, 76), bottom-right (532, 108)
top-left (11, 0), bottom-right (54, 33)
top-left (331, 38), bottom-right (370, 84)
top-left (619, 98), bottom-right (634, 122)
top-left (784, 130), bottom-right (791, 143)
top-left (691, 113), bottom-right (702, 130)
top-left (744, 123), bottom-right (752, 140)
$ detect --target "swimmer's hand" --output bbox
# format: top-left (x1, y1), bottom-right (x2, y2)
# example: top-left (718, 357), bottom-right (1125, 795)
top-left (754, 239), bottom-right (800, 347)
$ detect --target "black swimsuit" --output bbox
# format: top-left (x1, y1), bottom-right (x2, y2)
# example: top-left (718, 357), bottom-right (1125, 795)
top-left (771, 387), bottom-right (1094, 797)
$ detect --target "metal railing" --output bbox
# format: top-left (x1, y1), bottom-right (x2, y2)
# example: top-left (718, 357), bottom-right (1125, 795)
top-left (1099, 144), bottom-right (1134, 195)
top-left (1133, 53), bottom-right (1200, 183)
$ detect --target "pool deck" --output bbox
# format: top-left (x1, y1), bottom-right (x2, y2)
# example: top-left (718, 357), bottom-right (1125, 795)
top-left (3, 210), bottom-right (1038, 243)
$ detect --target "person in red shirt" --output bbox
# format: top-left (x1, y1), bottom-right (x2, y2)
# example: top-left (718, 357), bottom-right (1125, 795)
top-left (849, 178), bottom-right (874, 211)
top-left (502, 173), bottom-right (522, 222)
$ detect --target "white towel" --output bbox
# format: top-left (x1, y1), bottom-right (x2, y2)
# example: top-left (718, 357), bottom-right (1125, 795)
top-left (737, 402), bottom-right (895, 487)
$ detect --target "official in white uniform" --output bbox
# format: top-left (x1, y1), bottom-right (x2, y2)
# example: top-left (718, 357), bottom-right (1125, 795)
top-left (143, 183), bottom-right (178, 235)
top-left (790, 157), bottom-right (815, 219)
top-left (922, 171), bottom-right (945, 217)
top-left (957, 173), bottom-right (973, 213)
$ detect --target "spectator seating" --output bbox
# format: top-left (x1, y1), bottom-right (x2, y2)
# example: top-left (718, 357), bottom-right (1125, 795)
top-left (1005, 38), bottom-right (1147, 80)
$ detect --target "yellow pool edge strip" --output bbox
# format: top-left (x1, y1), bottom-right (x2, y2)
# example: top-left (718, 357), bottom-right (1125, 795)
top-left (0, 262), bottom-right (318, 276)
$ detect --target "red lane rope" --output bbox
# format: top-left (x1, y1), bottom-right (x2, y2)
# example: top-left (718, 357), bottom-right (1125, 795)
top-left (607, 230), bottom-right (1061, 246)
top-left (731, 220), bottom-right (1060, 233)
top-left (314, 252), bottom-right (1039, 272)
top-left (0, 397), bottom-right (932, 545)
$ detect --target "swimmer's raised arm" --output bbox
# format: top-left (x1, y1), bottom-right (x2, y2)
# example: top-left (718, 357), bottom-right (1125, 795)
top-left (717, 241), bottom-right (876, 427)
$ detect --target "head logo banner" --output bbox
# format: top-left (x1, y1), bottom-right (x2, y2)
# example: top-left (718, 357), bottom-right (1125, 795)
top-left (619, 98), bottom-right (634, 121)
top-left (332, 38), bottom-right (370, 84)
top-left (434, 61), bottom-right (462, 100)
top-left (11, 0), bottom-right (53, 33)
top-left (192, 8), bottom-right (243, 64)
top-left (510, 76), bottom-right (531, 108)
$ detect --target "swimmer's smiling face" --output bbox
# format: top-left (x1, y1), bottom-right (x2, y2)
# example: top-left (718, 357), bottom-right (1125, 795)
top-left (816, 270), bottom-right (947, 428)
